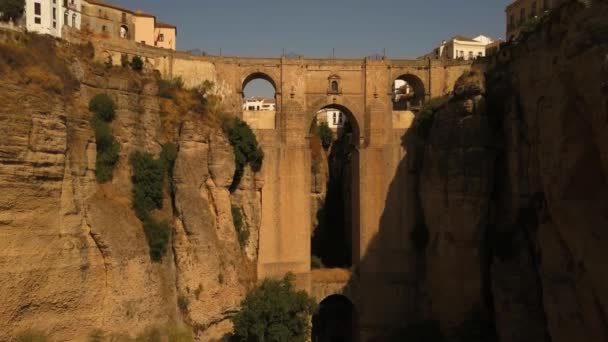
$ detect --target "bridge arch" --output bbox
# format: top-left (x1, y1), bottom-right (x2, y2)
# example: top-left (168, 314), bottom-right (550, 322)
top-left (241, 71), bottom-right (278, 95)
top-left (241, 72), bottom-right (279, 129)
top-left (309, 102), bottom-right (360, 270)
top-left (312, 294), bottom-right (358, 342)
top-left (392, 73), bottom-right (426, 111)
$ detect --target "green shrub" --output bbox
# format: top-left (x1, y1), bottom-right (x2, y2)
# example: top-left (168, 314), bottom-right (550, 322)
top-left (311, 255), bottom-right (324, 269)
top-left (89, 95), bottom-right (119, 183)
top-left (316, 121), bottom-right (334, 150)
top-left (131, 56), bottom-right (144, 71)
top-left (130, 151), bottom-right (170, 262)
top-left (160, 143), bottom-right (178, 175)
top-left (89, 94), bottom-right (116, 122)
top-left (231, 205), bottom-right (249, 248)
top-left (91, 118), bottom-right (120, 183)
top-left (157, 77), bottom-right (184, 99)
top-left (130, 151), bottom-right (165, 219)
top-left (14, 330), bottom-right (48, 342)
top-left (231, 273), bottom-right (317, 342)
top-left (0, 0), bottom-right (25, 22)
top-left (223, 118), bottom-right (264, 191)
top-left (142, 217), bottom-right (170, 262)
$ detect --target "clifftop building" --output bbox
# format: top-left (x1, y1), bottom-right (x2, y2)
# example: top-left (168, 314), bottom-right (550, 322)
top-left (24, 0), bottom-right (82, 38)
top-left (81, 0), bottom-right (177, 50)
top-left (21, 0), bottom-right (176, 49)
top-left (423, 35), bottom-right (498, 61)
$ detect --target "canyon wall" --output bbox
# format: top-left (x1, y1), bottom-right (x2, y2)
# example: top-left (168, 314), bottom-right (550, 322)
top-left (410, 1), bottom-right (608, 340)
top-left (0, 33), bottom-right (262, 341)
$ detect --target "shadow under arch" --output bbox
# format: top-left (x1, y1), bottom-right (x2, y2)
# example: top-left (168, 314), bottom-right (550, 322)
top-left (312, 294), bottom-right (358, 342)
top-left (392, 73), bottom-right (426, 110)
top-left (309, 103), bottom-right (361, 268)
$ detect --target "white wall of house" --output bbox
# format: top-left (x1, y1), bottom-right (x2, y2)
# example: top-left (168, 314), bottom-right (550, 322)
top-left (317, 109), bottom-right (345, 129)
top-left (243, 97), bottom-right (275, 111)
top-left (25, 0), bottom-right (81, 38)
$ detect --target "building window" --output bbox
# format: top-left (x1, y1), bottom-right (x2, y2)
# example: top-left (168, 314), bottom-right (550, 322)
top-left (102, 25), bottom-right (106, 32)
top-left (64, 12), bottom-right (68, 25)
top-left (53, 8), bottom-right (56, 19)
top-left (158, 33), bottom-right (164, 42)
top-left (72, 14), bottom-right (76, 27)
top-left (478, 51), bottom-right (483, 57)
top-left (141, 40), bottom-right (146, 44)
top-left (468, 51), bottom-right (473, 59)
top-left (53, 21), bottom-right (56, 28)
top-left (331, 80), bottom-right (338, 92)
top-left (34, 3), bottom-right (41, 15)
top-left (120, 25), bottom-right (128, 39)
top-left (35, 17), bottom-right (41, 24)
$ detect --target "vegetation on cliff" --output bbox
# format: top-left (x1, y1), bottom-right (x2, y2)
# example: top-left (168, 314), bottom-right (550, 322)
top-left (229, 274), bottom-right (317, 342)
top-left (130, 150), bottom-right (176, 262)
top-left (223, 117), bottom-right (264, 192)
top-left (231, 205), bottom-right (249, 249)
top-left (89, 94), bottom-right (120, 183)
top-left (0, 0), bottom-right (24, 22)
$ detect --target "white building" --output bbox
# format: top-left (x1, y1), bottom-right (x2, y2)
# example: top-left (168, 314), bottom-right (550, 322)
top-left (243, 97), bottom-right (276, 111)
top-left (423, 35), bottom-right (497, 60)
top-left (25, 0), bottom-right (81, 38)
top-left (317, 108), bottom-right (346, 130)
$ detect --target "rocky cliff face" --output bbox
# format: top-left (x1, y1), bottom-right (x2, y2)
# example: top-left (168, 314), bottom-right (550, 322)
top-left (411, 1), bottom-right (608, 341)
top-left (0, 32), bottom-right (262, 341)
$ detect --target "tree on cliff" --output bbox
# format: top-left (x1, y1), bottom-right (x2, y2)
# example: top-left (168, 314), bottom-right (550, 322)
top-left (0, 0), bottom-right (25, 22)
top-left (230, 274), bottom-right (317, 342)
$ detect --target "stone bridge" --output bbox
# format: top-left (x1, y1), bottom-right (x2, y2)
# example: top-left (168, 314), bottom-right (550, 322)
top-left (91, 39), bottom-right (475, 341)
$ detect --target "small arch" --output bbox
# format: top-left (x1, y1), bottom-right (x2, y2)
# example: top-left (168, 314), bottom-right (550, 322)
top-left (312, 295), bottom-right (357, 342)
top-left (242, 72), bottom-right (278, 129)
top-left (242, 72), bottom-right (277, 95)
top-left (328, 74), bottom-right (341, 94)
top-left (392, 74), bottom-right (426, 111)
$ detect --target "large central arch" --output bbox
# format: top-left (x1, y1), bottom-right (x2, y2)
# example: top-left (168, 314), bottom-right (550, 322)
top-left (309, 104), bottom-right (360, 269)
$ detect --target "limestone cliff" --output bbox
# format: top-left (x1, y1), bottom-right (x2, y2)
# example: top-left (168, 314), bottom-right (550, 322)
top-left (0, 32), bottom-right (262, 341)
top-left (410, 1), bottom-right (608, 341)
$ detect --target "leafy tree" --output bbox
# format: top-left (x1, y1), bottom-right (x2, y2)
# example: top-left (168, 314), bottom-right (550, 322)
top-left (131, 55), bottom-right (144, 71)
top-left (130, 151), bottom-right (171, 262)
top-left (231, 274), bottom-right (317, 342)
top-left (130, 151), bottom-right (165, 219)
top-left (89, 94), bottom-right (116, 121)
top-left (316, 122), bottom-right (333, 150)
top-left (89, 94), bottom-right (119, 183)
top-left (224, 118), bottom-right (264, 191)
top-left (0, 0), bottom-right (25, 22)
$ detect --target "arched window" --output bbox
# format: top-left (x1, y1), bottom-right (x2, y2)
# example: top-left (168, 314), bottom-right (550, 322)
top-left (331, 80), bottom-right (338, 93)
top-left (120, 25), bottom-right (128, 39)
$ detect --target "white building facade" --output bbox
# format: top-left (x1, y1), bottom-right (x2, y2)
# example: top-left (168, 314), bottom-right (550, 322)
top-left (25, 0), bottom-right (81, 38)
top-left (424, 35), bottom-right (496, 60)
top-left (317, 108), bottom-right (345, 129)
top-left (243, 97), bottom-right (276, 111)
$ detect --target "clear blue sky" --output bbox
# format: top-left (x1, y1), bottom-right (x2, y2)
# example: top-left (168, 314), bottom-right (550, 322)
top-left (118, 0), bottom-right (510, 96)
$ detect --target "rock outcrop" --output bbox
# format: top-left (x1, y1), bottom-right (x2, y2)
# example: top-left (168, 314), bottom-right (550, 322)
top-left (411, 1), bottom-right (608, 341)
top-left (0, 32), bottom-right (262, 341)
